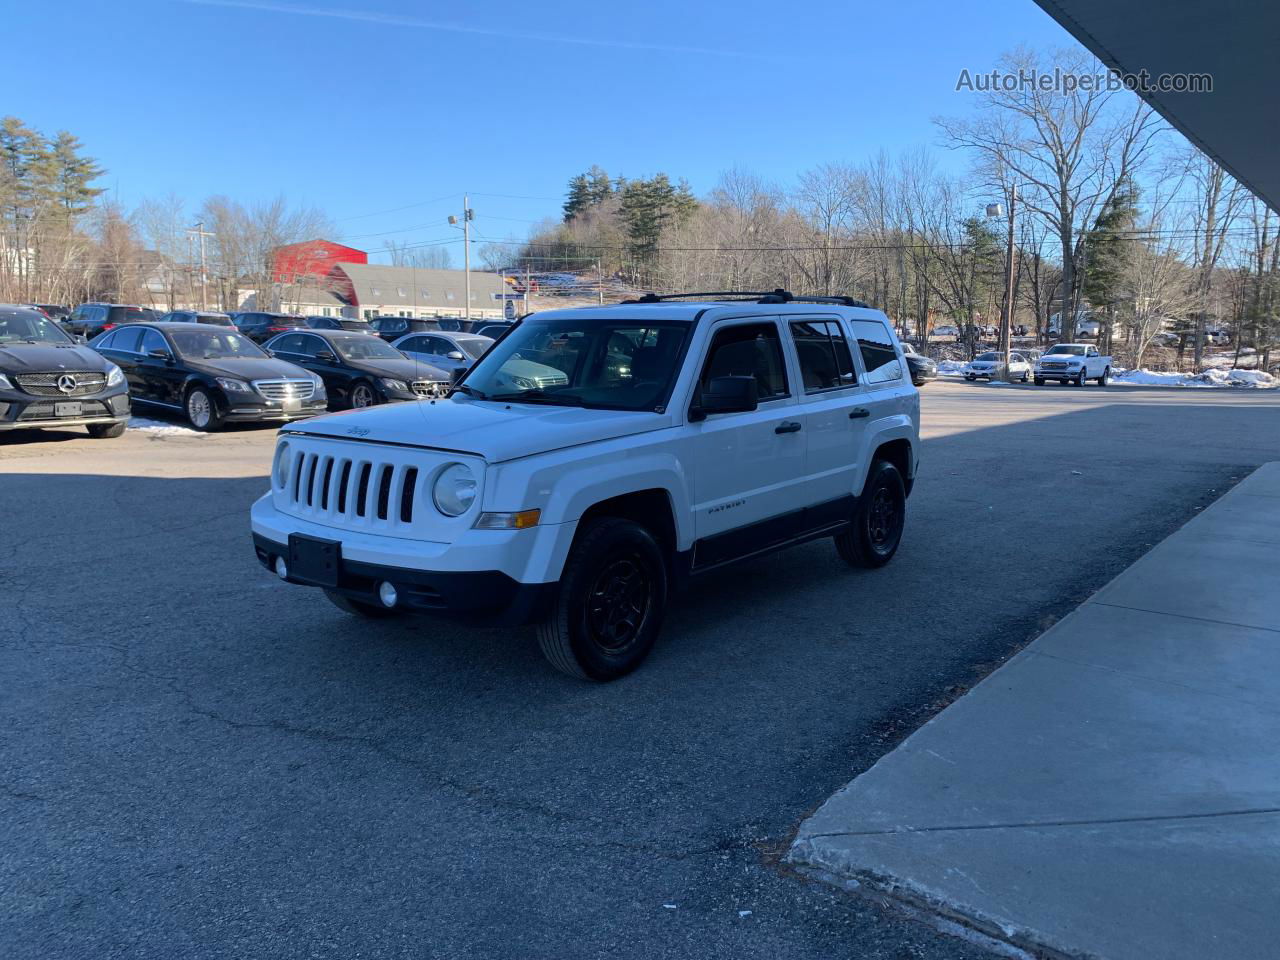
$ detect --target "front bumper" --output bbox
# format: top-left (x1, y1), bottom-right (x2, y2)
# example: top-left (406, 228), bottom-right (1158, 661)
top-left (1035, 368), bottom-right (1081, 381)
top-left (0, 388), bottom-right (130, 431)
top-left (252, 532), bottom-right (556, 624)
top-left (223, 399), bottom-right (329, 423)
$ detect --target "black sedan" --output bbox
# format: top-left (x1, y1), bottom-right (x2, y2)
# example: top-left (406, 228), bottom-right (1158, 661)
top-left (0, 304), bottom-right (131, 437)
top-left (263, 329), bottom-right (451, 409)
top-left (901, 342), bottom-right (938, 386)
top-left (91, 322), bottom-right (328, 431)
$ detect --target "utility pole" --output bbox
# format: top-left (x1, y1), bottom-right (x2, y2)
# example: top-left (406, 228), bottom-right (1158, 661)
top-left (449, 196), bottom-right (474, 322)
top-left (597, 257), bottom-right (604, 305)
top-left (188, 221), bottom-right (215, 311)
top-left (993, 186), bottom-right (1017, 380)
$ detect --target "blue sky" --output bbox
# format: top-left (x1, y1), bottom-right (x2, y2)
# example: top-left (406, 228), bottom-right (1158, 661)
top-left (11, 0), bottom-right (1073, 262)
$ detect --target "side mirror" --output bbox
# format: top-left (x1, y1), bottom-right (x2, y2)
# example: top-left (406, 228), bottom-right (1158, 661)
top-left (73, 334), bottom-right (87, 344)
top-left (690, 375), bottom-right (757, 421)
top-left (316, 351), bottom-right (337, 363)
top-left (449, 366), bottom-right (467, 384)
top-left (447, 351), bottom-right (465, 361)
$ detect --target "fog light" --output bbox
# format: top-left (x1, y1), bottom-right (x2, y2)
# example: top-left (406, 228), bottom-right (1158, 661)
top-left (378, 581), bottom-right (398, 608)
top-left (274, 555), bottom-right (289, 579)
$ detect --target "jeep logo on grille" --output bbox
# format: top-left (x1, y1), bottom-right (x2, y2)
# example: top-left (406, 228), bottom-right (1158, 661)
top-left (56, 374), bottom-right (78, 394)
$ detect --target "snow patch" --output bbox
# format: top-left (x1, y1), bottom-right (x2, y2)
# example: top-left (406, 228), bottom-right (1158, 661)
top-left (1111, 368), bottom-right (1278, 389)
top-left (129, 417), bottom-right (203, 436)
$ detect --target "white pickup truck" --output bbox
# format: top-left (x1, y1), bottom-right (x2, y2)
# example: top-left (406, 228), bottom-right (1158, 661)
top-left (1033, 343), bottom-right (1111, 386)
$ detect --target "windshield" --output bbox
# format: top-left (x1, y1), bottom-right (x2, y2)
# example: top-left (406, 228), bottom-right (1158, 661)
top-left (197, 313), bottom-right (234, 326)
top-left (1046, 345), bottom-right (1086, 356)
top-left (0, 311), bottom-right (74, 344)
top-left (460, 317), bottom-right (692, 410)
top-left (108, 306), bottom-right (157, 324)
top-left (335, 336), bottom-right (405, 361)
top-left (170, 327), bottom-right (266, 359)
top-left (337, 319), bottom-right (373, 332)
top-left (975, 352), bottom-right (998, 361)
top-left (456, 336), bottom-right (490, 359)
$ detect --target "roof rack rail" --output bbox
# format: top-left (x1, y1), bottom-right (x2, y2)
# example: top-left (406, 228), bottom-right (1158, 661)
top-left (622, 288), bottom-right (871, 308)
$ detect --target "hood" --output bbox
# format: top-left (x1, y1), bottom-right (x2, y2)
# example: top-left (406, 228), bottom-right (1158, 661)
top-left (188, 356), bottom-right (317, 381)
top-left (290, 395), bottom-right (670, 463)
top-left (1, 343), bottom-right (113, 373)
top-left (1037, 354), bottom-right (1083, 365)
top-left (350, 355), bottom-right (451, 381)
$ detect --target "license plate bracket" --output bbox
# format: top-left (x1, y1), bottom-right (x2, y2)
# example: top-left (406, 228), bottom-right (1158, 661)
top-left (55, 401), bottom-right (83, 417)
top-left (288, 534), bottom-right (341, 587)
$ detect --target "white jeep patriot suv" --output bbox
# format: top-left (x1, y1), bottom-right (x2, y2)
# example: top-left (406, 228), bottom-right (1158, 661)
top-left (251, 291), bottom-right (920, 680)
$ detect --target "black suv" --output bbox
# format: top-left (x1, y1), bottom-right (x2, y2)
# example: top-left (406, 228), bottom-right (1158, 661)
top-left (65, 303), bottom-right (160, 339)
top-left (301, 315), bottom-right (377, 335)
top-left (0, 304), bottom-right (130, 438)
top-left (233, 312), bottom-right (306, 343)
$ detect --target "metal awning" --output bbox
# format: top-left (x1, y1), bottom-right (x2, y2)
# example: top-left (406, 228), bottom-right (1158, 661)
top-left (1034, 0), bottom-right (1280, 210)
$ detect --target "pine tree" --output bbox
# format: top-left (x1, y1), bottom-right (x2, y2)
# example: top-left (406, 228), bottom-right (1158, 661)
top-left (46, 131), bottom-right (104, 215)
top-left (562, 173), bottom-right (591, 222)
top-left (1083, 179), bottom-right (1140, 311)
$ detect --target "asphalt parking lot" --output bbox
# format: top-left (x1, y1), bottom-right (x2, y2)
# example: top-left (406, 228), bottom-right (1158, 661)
top-left (6, 380), bottom-right (1280, 960)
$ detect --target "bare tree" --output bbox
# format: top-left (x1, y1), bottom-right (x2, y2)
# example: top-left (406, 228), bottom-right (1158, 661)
top-left (384, 239), bottom-right (452, 270)
top-left (938, 47), bottom-right (1164, 340)
top-left (1183, 149), bottom-right (1245, 366)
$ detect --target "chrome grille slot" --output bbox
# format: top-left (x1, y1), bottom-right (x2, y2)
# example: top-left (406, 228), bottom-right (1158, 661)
top-left (254, 378), bottom-right (315, 401)
top-left (15, 372), bottom-right (108, 397)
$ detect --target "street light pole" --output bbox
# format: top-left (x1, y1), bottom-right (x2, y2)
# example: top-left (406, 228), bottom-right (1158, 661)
top-left (463, 194), bottom-right (472, 324)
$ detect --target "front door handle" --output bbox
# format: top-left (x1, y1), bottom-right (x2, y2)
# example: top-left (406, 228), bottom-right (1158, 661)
top-left (775, 420), bottom-right (802, 434)
top-left (848, 408), bottom-right (870, 419)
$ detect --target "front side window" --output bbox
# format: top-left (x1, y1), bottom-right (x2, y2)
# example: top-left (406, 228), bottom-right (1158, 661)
top-left (849, 320), bottom-right (902, 384)
top-left (139, 328), bottom-right (171, 356)
top-left (699, 322), bottom-right (788, 401)
top-left (461, 317), bottom-right (692, 410)
top-left (789, 320), bottom-right (856, 392)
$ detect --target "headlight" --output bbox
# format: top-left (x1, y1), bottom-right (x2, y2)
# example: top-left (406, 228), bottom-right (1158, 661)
top-left (311, 376), bottom-right (327, 399)
top-left (273, 441), bottom-right (292, 488)
top-left (0, 373), bottom-right (12, 390)
top-left (380, 378), bottom-right (408, 392)
top-left (433, 463), bottom-right (477, 517)
top-left (105, 363), bottom-right (124, 387)
top-left (217, 377), bottom-right (252, 393)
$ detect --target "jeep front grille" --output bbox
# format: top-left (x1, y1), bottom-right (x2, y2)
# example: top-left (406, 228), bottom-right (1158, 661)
top-left (254, 378), bottom-right (315, 401)
top-left (14, 372), bottom-right (108, 397)
top-left (287, 451), bottom-right (420, 524)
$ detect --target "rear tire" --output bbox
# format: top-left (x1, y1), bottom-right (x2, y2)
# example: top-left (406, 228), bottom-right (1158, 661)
top-left (536, 517), bottom-right (667, 681)
top-left (87, 422), bottom-right (126, 439)
top-left (1098, 366), bottom-right (1110, 386)
top-left (324, 589), bottom-right (403, 618)
top-left (836, 459), bottom-right (906, 569)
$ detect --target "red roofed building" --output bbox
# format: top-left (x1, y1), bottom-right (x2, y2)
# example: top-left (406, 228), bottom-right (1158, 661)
top-left (272, 239), bottom-right (367, 283)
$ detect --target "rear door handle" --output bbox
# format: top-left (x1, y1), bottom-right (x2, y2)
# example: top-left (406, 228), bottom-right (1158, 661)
top-left (775, 420), bottom-right (802, 434)
top-left (848, 408), bottom-right (870, 419)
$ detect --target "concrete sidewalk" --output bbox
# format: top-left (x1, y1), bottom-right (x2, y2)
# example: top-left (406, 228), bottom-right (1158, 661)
top-left (790, 463), bottom-right (1280, 960)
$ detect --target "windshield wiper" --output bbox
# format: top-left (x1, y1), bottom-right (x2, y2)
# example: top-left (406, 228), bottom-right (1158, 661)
top-left (489, 389), bottom-right (585, 406)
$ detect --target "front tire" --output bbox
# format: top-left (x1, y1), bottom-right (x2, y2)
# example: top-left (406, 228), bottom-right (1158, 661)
top-left (1075, 369), bottom-right (1087, 387)
top-left (1034, 376), bottom-right (1044, 386)
top-left (349, 380), bottom-right (377, 409)
top-left (87, 422), bottom-right (126, 439)
top-left (186, 386), bottom-right (222, 431)
top-left (836, 459), bottom-right (906, 569)
top-left (536, 517), bottom-right (667, 681)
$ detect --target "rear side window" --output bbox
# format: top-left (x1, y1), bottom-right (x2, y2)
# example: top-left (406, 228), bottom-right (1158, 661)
top-left (700, 322), bottom-right (788, 400)
top-left (108, 307), bottom-right (148, 325)
top-left (849, 320), bottom-right (903, 385)
top-left (111, 327), bottom-right (144, 353)
top-left (789, 320), bottom-right (857, 392)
